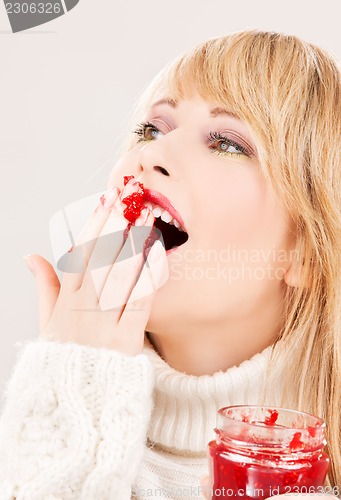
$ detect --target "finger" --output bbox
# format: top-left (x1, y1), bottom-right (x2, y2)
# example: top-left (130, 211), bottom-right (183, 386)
top-left (118, 238), bottom-right (167, 336)
top-left (79, 183), bottom-right (148, 294)
top-left (89, 211), bottom-right (155, 312)
top-left (78, 206), bottom-right (149, 301)
top-left (128, 239), bottom-right (168, 304)
top-left (24, 254), bottom-right (61, 334)
top-left (61, 187), bottom-right (120, 292)
top-left (200, 475), bottom-right (210, 500)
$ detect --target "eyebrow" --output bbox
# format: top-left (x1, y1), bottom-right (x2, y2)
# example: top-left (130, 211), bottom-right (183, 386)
top-left (210, 107), bottom-right (240, 119)
top-left (152, 98), bottom-right (177, 108)
top-left (151, 99), bottom-right (240, 119)
top-left (151, 98), bottom-right (257, 157)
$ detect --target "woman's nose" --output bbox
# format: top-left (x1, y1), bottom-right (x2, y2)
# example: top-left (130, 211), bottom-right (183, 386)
top-left (137, 139), bottom-right (175, 179)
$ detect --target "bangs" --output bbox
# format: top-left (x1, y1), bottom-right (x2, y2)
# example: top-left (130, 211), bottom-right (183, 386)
top-left (149, 31), bottom-right (276, 128)
top-left (127, 30), bottom-right (340, 227)
top-left (132, 31), bottom-right (279, 178)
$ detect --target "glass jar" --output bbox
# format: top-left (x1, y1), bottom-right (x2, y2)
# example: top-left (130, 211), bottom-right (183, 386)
top-left (208, 405), bottom-right (329, 500)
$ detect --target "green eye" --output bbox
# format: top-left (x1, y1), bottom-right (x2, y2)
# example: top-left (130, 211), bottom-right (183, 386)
top-left (208, 131), bottom-right (251, 157)
top-left (133, 122), bottom-right (163, 142)
top-left (219, 141), bottom-right (242, 154)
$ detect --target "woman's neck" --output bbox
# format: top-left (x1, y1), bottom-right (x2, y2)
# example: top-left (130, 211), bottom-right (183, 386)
top-left (146, 305), bottom-right (282, 376)
top-left (146, 330), bottom-right (275, 376)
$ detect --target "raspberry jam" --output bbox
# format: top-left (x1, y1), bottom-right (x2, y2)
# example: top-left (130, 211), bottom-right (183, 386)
top-left (208, 406), bottom-right (329, 499)
top-left (121, 175), bottom-right (146, 224)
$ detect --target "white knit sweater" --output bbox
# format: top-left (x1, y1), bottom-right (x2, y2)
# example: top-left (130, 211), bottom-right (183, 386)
top-left (0, 338), bottom-right (282, 500)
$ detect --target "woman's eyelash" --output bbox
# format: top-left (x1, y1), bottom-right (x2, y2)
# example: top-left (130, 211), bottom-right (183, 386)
top-left (133, 121), bottom-right (159, 141)
top-left (207, 131), bottom-right (251, 157)
top-left (132, 122), bottom-right (251, 158)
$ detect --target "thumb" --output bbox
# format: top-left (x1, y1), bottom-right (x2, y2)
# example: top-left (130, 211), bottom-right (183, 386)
top-left (24, 254), bottom-right (61, 334)
top-left (200, 475), bottom-right (210, 499)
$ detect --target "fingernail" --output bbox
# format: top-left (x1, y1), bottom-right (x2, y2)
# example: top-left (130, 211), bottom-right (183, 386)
top-left (23, 255), bottom-right (35, 275)
top-left (120, 181), bottom-right (139, 201)
top-left (147, 240), bottom-right (165, 264)
top-left (100, 187), bottom-right (120, 209)
top-left (135, 207), bottom-right (150, 226)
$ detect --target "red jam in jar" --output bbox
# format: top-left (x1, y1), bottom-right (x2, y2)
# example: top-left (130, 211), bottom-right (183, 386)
top-left (208, 406), bottom-right (329, 499)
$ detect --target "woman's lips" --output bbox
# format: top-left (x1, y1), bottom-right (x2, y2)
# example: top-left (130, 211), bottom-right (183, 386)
top-left (143, 189), bottom-right (186, 231)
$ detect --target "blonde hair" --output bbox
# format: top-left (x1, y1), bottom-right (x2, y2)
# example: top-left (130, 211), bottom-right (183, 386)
top-left (124, 31), bottom-right (341, 487)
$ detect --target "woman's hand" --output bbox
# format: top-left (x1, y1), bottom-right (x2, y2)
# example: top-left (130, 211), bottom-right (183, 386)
top-left (24, 186), bottom-right (167, 356)
top-left (201, 475), bottom-right (211, 498)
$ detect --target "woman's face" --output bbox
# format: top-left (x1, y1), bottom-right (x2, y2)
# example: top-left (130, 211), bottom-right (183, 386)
top-left (109, 97), bottom-right (294, 337)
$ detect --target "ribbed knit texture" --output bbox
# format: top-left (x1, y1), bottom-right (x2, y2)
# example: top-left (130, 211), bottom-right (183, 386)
top-left (0, 338), bottom-right (283, 500)
top-left (0, 339), bottom-right (154, 500)
top-left (133, 341), bottom-right (283, 499)
top-left (144, 341), bottom-right (279, 453)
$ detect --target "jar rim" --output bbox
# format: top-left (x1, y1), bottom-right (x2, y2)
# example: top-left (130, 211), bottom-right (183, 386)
top-left (216, 405), bottom-right (326, 452)
top-left (218, 405), bottom-right (325, 431)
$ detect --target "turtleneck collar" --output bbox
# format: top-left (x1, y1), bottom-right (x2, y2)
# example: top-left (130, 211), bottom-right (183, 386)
top-left (143, 339), bottom-right (283, 457)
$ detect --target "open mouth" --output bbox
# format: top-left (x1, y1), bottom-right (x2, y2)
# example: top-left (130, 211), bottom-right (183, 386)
top-left (145, 202), bottom-right (189, 252)
top-left (119, 176), bottom-right (189, 253)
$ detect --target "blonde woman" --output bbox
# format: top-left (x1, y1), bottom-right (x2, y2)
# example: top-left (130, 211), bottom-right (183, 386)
top-left (0, 30), bottom-right (340, 499)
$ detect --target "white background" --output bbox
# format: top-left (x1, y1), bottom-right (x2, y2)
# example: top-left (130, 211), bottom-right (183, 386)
top-left (0, 0), bottom-right (340, 403)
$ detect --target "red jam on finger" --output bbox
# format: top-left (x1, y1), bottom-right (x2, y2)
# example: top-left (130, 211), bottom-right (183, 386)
top-left (123, 175), bottom-right (135, 186)
top-left (121, 175), bottom-right (159, 258)
top-left (121, 175), bottom-right (147, 224)
top-left (208, 406), bottom-right (329, 499)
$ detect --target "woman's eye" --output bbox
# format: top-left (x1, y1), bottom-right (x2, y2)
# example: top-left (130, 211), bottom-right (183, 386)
top-left (218, 141), bottom-right (241, 154)
top-left (208, 131), bottom-right (250, 157)
top-left (133, 121), bottom-right (164, 142)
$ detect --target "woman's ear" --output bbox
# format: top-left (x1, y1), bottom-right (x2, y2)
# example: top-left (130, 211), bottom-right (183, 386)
top-left (283, 262), bottom-right (302, 288)
top-left (283, 250), bottom-right (307, 288)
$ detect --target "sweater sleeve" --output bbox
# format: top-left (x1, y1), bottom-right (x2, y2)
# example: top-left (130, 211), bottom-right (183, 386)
top-left (0, 339), bottom-right (154, 500)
